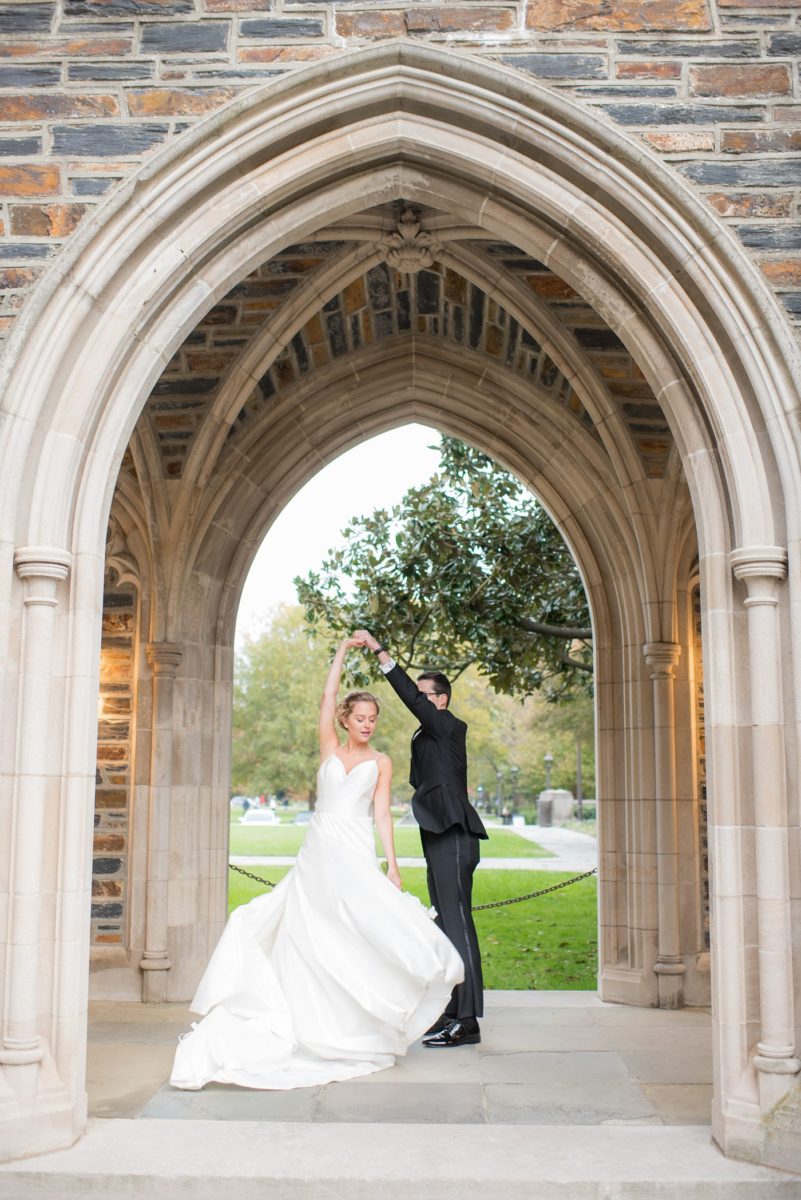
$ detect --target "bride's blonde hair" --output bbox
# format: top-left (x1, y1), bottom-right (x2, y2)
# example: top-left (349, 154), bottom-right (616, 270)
top-left (336, 690), bottom-right (380, 730)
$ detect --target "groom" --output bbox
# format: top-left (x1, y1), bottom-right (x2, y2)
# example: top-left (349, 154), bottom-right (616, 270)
top-left (354, 629), bottom-right (487, 1046)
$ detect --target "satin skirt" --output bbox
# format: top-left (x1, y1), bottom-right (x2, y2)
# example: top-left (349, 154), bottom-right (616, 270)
top-left (170, 811), bottom-right (464, 1090)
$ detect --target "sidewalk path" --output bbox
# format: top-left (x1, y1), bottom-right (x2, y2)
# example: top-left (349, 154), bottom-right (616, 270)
top-left (231, 823), bottom-right (598, 875)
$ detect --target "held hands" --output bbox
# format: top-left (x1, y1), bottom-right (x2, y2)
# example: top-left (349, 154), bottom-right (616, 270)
top-left (340, 635), bottom-right (367, 650)
top-left (352, 628), bottom-right (381, 653)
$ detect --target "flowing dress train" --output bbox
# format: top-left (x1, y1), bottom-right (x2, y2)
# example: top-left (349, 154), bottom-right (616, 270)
top-left (170, 753), bottom-right (464, 1090)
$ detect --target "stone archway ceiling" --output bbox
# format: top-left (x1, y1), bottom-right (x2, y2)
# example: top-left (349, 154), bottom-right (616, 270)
top-left (138, 203), bottom-right (675, 482)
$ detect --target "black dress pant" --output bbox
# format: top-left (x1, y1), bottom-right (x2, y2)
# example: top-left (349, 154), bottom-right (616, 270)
top-left (420, 824), bottom-right (483, 1020)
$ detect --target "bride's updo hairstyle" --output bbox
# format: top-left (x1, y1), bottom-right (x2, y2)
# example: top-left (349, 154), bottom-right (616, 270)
top-left (336, 690), bottom-right (380, 730)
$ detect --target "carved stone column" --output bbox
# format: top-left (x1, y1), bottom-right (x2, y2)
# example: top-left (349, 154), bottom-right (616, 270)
top-left (2, 548), bottom-right (71, 1106)
top-left (140, 642), bottom-right (182, 1002)
top-left (643, 641), bottom-right (685, 1008)
top-left (730, 546), bottom-right (800, 1110)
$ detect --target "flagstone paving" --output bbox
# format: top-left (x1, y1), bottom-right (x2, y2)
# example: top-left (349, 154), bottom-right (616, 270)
top-left (87, 991), bottom-right (711, 1127)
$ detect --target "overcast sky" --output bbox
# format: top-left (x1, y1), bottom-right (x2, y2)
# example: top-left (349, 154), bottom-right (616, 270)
top-left (235, 423), bottom-right (442, 643)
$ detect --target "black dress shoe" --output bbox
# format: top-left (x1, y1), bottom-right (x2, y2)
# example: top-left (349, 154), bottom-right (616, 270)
top-left (424, 1013), bottom-right (456, 1037)
top-left (422, 1019), bottom-right (481, 1047)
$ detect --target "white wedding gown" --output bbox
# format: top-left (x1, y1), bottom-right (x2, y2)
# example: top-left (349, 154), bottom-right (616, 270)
top-left (170, 753), bottom-right (464, 1090)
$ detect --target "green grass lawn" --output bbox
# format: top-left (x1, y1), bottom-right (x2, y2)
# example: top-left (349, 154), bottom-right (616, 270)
top-left (227, 866), bottom-right (597, 990)
top-left (228, 819), bottom-right (552, 859)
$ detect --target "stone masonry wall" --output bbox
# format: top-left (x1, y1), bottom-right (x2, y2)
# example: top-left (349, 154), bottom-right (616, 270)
top-left (0, 0), bottom-right (800, 346)
top-left (94, 572), bottom-right (137, 946)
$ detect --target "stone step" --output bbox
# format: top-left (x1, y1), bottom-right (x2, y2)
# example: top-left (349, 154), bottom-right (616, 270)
top-left (0, 1120), bottom-right (797, 1199)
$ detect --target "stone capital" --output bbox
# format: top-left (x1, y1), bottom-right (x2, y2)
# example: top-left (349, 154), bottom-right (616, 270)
top-left (14, 546), bottom-right (71, 584)
top-left (730, 546), bottom-right (787, 600)
top-left (643, 641), bottom-right (681, 678)
top-left (145, 642), bottom-right (183, 676)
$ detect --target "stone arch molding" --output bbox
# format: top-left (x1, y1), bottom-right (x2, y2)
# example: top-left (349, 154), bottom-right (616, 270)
top-left (2, 42), bottom-right (801, 556)
top-left (1, 41), bottom-right (801, 1171)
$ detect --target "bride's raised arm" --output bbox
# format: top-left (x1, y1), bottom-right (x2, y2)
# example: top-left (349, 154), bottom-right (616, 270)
top-left (319, 636), bottom-right (363, 760)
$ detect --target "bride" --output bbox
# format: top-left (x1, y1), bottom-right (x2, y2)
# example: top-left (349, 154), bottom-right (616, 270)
top-left (170, 636), bottom-right (464, 1091)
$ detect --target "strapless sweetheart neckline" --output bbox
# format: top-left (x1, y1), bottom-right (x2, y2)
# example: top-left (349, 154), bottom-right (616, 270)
top-left (326, 752), bottom-right (379, 779)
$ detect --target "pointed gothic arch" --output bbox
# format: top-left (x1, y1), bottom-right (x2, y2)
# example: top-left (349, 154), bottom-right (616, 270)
top-left (0, 42), bottom-right (799, 1171)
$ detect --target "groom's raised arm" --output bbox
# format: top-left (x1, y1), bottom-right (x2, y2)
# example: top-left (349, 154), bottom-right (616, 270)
top-left (352, 629), bottom-right (448, 736)
top-left (382, 661), bottom-right (449, 736)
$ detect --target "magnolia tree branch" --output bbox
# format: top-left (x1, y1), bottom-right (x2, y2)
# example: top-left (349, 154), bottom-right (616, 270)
top-left (517, 616), bottom-right (593, 640)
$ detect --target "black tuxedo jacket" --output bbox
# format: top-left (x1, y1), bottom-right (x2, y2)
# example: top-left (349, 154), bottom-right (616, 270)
top-left (384, 663), bottom-right (487, 839)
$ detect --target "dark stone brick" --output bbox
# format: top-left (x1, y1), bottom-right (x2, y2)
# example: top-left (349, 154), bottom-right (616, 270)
top-left (140, 21), bottom-right (229, 53)
top-left (768, 34), bottom-right (801, 56)
top-left (73, 178), bottom-right (114, 196)
top-left (0, 243), bottom-right (53, 261)
top-left (540, 356), bottom-right (559, 387)
top-left (68, 62), bottom-right (155, 82)
top-left (396, 288), bottom-right (411, 332)
top-left (616, 39), bottom-right (760, 57)
top-left (374, 310), bottom-right (394, 340)
top-left (0, 66), bottom-right (61, 87)
top-left (468, 285), bottom-right (484, 350)
top-left (367, 263), bottom-right (391, 311)
top-left (737, 226), bottom-right (801, 249)
top-left (721, 14), bottom-right (787, 25)
top-left (782, 293), bottom-right (801, 316)
top-left (240, 18), bottom-right (323, 38)
top-left (91, 902), bottom-right (124, 918)
top-left (0, 137), bottom-right (41, 156)
top-left (681, 160), bottom-right (801, 185)
top-left (502, 257), bottom-right (546, 271)
top-left (292, 331), bottom-right (309, 373)
top-left (0, 4), bottom-right (55, 35)
top-left (283, 241), bottom-right (345, 257)
top-left (66, 0), bottom-right (191, 13)
top-left (578, 85), bottom-right (677, 97)
top-left (102, 591), bottom-right (134, 608)
top-left (230, 278), bottom-right (296, 298)
top-left (575, 328), bottom-right (626, 351)
top-left (153, 377), bottom-right (218, 395)
top-left (149, 398), bottom-right (207, 412)
top-left (599, 103), bottom-right (763, 125)
top-left (502, 53), bottom-right (606, 80)
top-left (417, 270), bottom-right (440, 315)
top-left (93, 857), bottom-right (124, 875)
top-left (506, 316), bottom-right (519, 364)
top-left (327, 311), bottom-right (347, 356)
top-left (53, 123), bottom-right (169, 157)
top-left (157, 429), bottom-right (194, 441)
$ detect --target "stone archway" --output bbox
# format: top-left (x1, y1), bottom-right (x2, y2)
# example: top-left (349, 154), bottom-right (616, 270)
top-left (0, 43), bottom-right (799, 1172)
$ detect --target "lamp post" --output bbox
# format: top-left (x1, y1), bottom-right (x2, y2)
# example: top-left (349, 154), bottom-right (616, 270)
top-left (495, 768), bottom-right (503, 816)
top-left (575, 737), bottom-right (583, 822)
top-left (510, 764), bottom-right (520, 812)
top-left (476, 784), bottom-right (486, 811)
top-left (543, 752), bottom-right (554, 791)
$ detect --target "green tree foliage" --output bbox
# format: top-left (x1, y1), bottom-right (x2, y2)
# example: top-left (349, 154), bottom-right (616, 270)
top-left (232, 606), bottom-right (328, 803)
top-left (232, 607), bottom-right (595, 808)
top-left (295, 435), bottom-right (592, 699)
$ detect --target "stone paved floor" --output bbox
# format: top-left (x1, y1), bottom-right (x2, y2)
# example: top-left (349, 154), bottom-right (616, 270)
top-left (87, 991), bottom-right (712, 1127)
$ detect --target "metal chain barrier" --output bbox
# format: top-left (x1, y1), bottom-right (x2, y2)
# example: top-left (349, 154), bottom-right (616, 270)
top-left (471, 867), bottom-right (597, 911)
top-left (228, 861), bottom-right (597, 909)
top-left (229, 862), bottom-right (277, 889)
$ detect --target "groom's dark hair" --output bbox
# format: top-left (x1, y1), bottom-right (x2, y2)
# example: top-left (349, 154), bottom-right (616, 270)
top-left (417, 671), bottom-right (452, 707)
